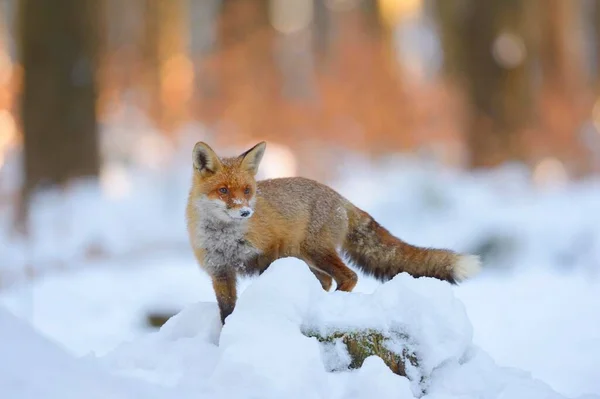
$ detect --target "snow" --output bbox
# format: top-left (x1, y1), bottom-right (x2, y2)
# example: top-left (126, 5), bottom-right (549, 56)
top-left (1, 260), bottom-right (592, 399)
top-left (302, 269), bottom-right (473, 394)
top-left (0, 306), bottom-right (168, 399)
top-left (455, 269), bottom-right (600, 397)
top-left (99, 261), bottom-right (598, 399)
top-left (1, 150), bottom-right (600, 398)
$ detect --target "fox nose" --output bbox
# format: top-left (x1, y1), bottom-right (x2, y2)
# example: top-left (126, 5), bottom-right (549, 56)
top-left (240, 210), bottom-right (251, 218)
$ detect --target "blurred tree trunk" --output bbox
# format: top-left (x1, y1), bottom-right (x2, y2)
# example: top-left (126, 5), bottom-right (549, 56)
top-left (538, 0), bottom-right (583, 99)
top-left (17, 0), bottom-right (100, 229)
top-left (188, 0), bottom-right (221, 105)
top-left (100, 0), bottom-right (144, 116)
top-left (536, 0), bottom-right (588, 173)
top-left (141, 0), bottom-right (190, 135)
top-left (361, 0), bottom-right (383, 34)
top-left (433, 0), bottom-right (535, 168)
top-left (270, 0), bottom-right (316, 101)
top-left (594, 1), bottom-right (600, 90)
top-left (312, 0), bottom-right (332, 60)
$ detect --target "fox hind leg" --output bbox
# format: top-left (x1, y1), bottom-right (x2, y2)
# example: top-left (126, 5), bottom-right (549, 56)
top-left (307, 250), bottom-right (357, 292)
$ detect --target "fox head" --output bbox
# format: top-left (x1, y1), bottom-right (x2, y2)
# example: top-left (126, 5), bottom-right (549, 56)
top-left (191, 141), bottom-right (266, 222)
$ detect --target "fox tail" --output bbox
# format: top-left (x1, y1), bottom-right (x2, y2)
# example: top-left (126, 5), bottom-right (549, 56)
top-left (342, 205), bottom-right (481, 284)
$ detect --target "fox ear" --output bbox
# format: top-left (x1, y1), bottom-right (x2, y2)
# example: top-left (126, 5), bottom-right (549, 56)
top-left (193, 142), bottom-right (222, 175)
top-left (239, 141), bottom-right (266, 175)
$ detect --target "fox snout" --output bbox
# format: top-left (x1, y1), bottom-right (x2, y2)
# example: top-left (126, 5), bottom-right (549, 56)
top-left (238, 207), bottom-right (253, 218)
top-left (227, 205), bottom-right (253, 219)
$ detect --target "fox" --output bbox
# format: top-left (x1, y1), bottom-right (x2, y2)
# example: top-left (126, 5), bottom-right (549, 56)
top-left (186, 141), bottom-right (481, 324)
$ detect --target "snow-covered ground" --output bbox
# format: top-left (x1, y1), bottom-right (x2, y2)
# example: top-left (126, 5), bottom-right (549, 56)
top-left (1, 148), bottom-right (600, 398)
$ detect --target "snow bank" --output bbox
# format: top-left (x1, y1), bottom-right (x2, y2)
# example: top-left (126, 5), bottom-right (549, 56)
top-left (97, 259), bottom-right (569, 399)
top-left (0, 306), bottom-right (168, 399)
top-left (302, 271), bottom-right (473, 395)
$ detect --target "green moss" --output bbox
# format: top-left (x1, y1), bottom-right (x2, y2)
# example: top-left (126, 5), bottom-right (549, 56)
top-left (303, 328), bottom-right (419, 378)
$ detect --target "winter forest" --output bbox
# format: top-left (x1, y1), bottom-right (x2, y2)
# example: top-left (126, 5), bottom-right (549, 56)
top-left (0, 1), bottom-right (599, 398)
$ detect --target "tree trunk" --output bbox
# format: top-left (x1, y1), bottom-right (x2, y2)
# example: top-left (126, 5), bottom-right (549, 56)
top-left (433, 0), bottom-right (535, 168)
top-left (312, 0), bottom-right (332, 60)
top-left (594, 0), bottom-right (600, 90)
top-left (141, 0), bottom-right (190, 134)
top-left (536, 0), bottom-right (588, 173)
top-left (17, 0), bottom-right (100, 227)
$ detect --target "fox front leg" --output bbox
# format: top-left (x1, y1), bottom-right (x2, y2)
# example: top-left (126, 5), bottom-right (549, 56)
top-left (211, 271), bottom-right (237, 324)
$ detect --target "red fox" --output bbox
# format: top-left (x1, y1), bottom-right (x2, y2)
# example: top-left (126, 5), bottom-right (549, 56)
top-left (186, 141), bottom-right (481, 324)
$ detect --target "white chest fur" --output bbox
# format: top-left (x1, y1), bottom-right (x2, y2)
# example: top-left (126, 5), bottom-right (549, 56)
top-left (193, 217), bottom-right (260, 273)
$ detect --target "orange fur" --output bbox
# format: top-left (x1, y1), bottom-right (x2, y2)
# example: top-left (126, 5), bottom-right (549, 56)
top-left (186, 142), bottom-right (481, 324)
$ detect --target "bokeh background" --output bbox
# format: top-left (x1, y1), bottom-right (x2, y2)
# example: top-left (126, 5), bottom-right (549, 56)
top-left (2, 0), bottom-right (600, 206)
top-left (0, 1), bottom-right (599, 397)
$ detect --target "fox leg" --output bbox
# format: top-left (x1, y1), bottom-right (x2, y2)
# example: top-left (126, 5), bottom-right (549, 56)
top-left (308, 267), bottom-right (333, 291)
top-left (307, 250), bottom-right (357, 292)
top-left (211, 270), bottom-right (237, 324)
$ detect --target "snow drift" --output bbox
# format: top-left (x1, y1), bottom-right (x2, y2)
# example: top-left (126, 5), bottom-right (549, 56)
top-left (0, 306), bottom-right (168, 399)
top-left (92, 258), bottom-right (568, 399)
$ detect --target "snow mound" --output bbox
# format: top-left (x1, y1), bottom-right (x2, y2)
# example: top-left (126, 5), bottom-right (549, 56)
top-left (0, 306), bottom-right (168, 399)
top-left (99, 259), bottom-right (570, 399)
top-left (301, 270), bottom-right (472, 394)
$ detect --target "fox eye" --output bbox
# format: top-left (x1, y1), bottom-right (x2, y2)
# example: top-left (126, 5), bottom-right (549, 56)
top-left (219, 187), bottom-right (228, 194)
top-left (244, 187), bottom-right (251, 195)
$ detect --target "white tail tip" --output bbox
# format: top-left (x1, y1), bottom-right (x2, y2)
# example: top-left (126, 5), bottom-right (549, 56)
top-left (453, 254), bottom-right (482, 282)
